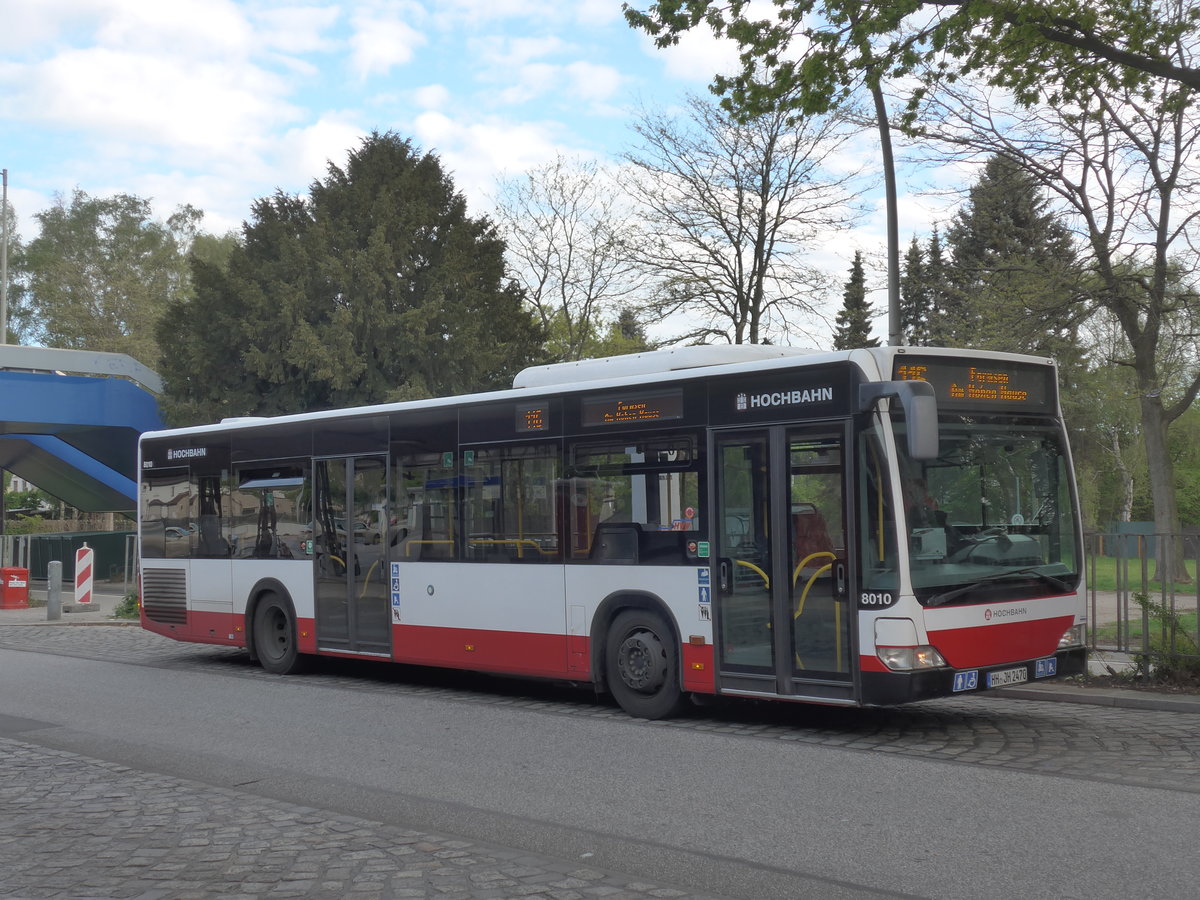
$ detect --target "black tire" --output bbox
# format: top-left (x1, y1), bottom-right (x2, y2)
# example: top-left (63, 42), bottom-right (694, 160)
top-left (253, 592), bottom-right (306, 675)
top-left (605, 609), bottom-right (685, 719)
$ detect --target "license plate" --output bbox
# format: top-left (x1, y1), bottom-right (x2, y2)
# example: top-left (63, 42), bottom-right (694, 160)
top-left (986, 666), bottom-right (1029, 688)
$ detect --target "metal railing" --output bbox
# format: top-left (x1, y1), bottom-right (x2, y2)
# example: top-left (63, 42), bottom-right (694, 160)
top-left (1086, 532), bottom-right (1200, 670)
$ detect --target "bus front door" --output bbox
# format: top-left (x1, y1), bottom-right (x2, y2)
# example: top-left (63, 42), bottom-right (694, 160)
top-left (715, 427), bottom-right (853, 702)
top-left (314, 456), bottom-right (391, 656)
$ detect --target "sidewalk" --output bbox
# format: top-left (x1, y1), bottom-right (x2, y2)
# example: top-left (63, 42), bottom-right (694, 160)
top-left (0, 581), bottom-right (134, 625)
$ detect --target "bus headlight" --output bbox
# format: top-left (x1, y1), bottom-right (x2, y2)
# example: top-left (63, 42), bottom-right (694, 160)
top-left (1059, 624), bottom-right (1086, 648)
top-left (877, 645), bottom-right (948, 671)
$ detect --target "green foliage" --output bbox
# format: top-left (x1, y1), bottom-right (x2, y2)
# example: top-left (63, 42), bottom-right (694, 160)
top-left (1127, 591), bottom-right (1200, 684)
top-left (113, 591), bottom-right (139, 619)
top-left (832, 251), bottom-right (879, 349)
top-left (938, 154), bottom-right (1082, 358)
top-left (17, 190), bottom-right (198, 369)
top-left (625, 2), bottom-right (1200, 123)
top-left (159, 132), bottom-right (544, 423)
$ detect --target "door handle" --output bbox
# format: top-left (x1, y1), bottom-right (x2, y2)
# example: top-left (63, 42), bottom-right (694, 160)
top-left (835, 562), bottom-right (847, 596)
top-left (719, 558), bottom-right (731, 593)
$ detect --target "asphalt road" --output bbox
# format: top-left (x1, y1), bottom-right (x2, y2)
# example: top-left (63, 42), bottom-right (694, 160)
top-left (1, 625), bottom-right (1198, 899)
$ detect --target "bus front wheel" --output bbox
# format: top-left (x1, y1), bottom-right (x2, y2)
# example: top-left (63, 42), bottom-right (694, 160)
top-left (605, 610), bottom-right (684, 719)
top-left (253, 593), bottom-right (305, 675)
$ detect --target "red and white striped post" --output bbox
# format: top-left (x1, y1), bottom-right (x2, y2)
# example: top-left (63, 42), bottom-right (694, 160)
top-left (74, 543), bottom-right (94, 606)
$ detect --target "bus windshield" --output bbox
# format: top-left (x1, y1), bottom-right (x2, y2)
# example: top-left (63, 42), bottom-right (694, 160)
top-left (893, 413), bottom-right (1081, 605)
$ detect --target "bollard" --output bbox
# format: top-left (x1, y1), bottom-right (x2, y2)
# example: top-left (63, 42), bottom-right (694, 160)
top-left (47, 561), bottom-right (62, 621)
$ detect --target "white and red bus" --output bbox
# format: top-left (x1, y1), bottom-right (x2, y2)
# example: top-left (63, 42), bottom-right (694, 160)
top-left (138, 345), bottom-right (1086, 717)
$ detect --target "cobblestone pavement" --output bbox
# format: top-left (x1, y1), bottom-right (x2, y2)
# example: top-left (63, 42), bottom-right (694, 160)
top-left (0, 736), bottom-right (710, 900)
top-left (3, 624), bottom-right (1200, 795)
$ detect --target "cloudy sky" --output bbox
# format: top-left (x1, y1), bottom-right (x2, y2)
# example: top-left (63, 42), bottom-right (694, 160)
top-left (1, 0), bottom-right (956, 341)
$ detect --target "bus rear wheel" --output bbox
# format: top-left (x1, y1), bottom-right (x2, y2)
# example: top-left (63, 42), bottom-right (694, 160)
top-left (253, 593), bottom-right (305, 675)
top-left (605, 610), bottom-right (684, 719)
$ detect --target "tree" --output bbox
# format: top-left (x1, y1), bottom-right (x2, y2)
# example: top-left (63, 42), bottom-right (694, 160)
top-left (159, 132), bottom-right (544, 423)
top-left (621, 93), bottom-right (858, 345)
top-left (17, 190), bottom-right (198, 368)
top-left (1, 195), bottom-right (21, 343)
top-left (937, 154), bottom-right (1082, 356)
top-left (832, 251), bottom-right (879, 349)
top-left (493, 156), bottom-right (646, 362)
top-left (624, 2), bottom-right (1200, 119)
top-left (913, 51), bottom-right (1200, 575)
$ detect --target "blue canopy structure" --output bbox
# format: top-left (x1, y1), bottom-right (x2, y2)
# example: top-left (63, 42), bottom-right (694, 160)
top-left (0, 347), bottom-right (164, 512)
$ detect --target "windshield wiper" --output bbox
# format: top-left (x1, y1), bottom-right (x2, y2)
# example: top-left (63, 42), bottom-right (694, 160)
top-left (925, 567), bottom-right (1072, 608)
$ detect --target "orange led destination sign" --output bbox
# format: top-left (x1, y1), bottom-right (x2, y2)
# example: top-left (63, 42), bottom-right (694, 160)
top-left (581, 389), bottom-right (685, 427)
top-left (893, 357), bottom-right (1053, 412)
top-left (515, 402), bottom-right (550, 433)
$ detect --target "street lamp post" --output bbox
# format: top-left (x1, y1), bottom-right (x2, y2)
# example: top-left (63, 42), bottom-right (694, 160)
top-left (1, 167), bottom-right (8, 345)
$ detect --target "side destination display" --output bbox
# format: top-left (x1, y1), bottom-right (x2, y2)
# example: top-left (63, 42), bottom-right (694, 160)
top-left (581, 389), bottom-right (685, 427)
top-left (893, 355), bottom-right (1056, 413)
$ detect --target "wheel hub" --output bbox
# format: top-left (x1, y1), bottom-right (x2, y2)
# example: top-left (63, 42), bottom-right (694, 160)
top-left (617, 629), bottom-right (665, 693)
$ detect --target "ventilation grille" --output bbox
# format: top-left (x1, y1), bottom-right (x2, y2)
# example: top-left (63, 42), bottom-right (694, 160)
top-left (142, 568), bottom-right (188, 625)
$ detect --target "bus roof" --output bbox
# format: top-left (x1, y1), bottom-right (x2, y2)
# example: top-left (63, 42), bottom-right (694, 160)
top-left (141, 345), bottom-right (1055, 442)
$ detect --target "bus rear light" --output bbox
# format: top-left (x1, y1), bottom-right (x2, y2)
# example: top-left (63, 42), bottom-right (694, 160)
top-left (877, 645), bottom-right (947, 671)
top-left (1059, 624), bottom-right (1086, 648)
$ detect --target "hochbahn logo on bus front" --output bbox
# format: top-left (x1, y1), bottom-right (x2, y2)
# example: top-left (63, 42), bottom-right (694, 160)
top-left (736, 386), bottom-right (834, 411)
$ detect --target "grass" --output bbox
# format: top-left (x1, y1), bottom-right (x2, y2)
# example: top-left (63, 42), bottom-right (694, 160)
top-left (1093, 610), bottom-right (1199, 645)
top-left (1086, 554), bottom-right (1198, 593)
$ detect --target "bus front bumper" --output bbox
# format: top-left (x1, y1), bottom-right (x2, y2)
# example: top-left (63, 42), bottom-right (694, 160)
top-left (860, 645), bottom-right (1088, 706)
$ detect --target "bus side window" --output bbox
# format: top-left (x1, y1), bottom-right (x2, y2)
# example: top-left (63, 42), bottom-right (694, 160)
top-left (464, 443), bottom-right (561, 563)
top-left (567, 436), bottom-right (702, 565)
top-left (394, 453), bottom-right (459, 561)
top-left (140, 470), bottom-right (191, 560)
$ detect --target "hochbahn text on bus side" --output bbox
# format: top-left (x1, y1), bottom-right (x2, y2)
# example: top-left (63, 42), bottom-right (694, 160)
top-left (137, 345), bottom-right (1087, 718)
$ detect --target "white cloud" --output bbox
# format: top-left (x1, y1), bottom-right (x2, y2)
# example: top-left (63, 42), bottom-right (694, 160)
top-left (94, 0), bottom-right (254, 56)
top-left (645, 27), bottom-right (742, 83)
top-left (413, 84), bottom-right (451, 110)
top-left (576, 0), bottom-right (622, 27)
top-left (253, 4), bottom-right (342, 54)
top-left (349, 12), bottom-right (426, 78)
top-left (16, 47), bottom-right (300, 162)
top-left (475, 35), bottom-right (569, 68)
top-left (412, 110), bottom-right (581, 210)
top-left (565, 61), bottom-right (622, 103)
top-left (497, 63), bottom-right (560, 105)
top-left (274, 116), bottom-right (368, 186)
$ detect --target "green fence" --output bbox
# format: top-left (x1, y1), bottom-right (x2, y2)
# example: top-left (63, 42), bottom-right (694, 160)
top-left (24, 531), bottom-right (134, 582)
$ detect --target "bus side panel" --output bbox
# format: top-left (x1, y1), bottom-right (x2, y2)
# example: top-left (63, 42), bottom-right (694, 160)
top-left (189, 558), bottom-right (236, 645)
top-left (393, 563), bottom-right (568, 678)
top-left (564, 565), bottom-right (716, 693)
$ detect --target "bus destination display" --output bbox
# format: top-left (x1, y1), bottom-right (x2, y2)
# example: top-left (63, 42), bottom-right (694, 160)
top-left (581, 389), bottom-right (685, 427)
top-left (516, 402), bottom-right (549, 433)
top-left (893, 356), bottom-right (1053, 411)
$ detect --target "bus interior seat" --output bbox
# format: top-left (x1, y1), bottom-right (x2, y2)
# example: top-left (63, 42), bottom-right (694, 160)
top-left (590, 522), bottom-right (640, 563)
top-left (793, 506), bottom-right (833, 561)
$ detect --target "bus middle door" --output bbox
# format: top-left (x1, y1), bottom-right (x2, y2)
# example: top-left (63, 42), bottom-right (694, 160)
top-left (314, 456), bottom-right (391, 656)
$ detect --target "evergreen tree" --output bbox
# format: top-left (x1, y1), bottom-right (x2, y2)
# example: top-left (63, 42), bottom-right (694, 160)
top-left (832, 251), bottom-right (879, 350)
top-left (922, 228), bottom-right (954, 346)
top-left (159, 132), bottom-right (544, 422)
top-left (899, 236), bottom-right (930, 346)
top-left (940, 155), bottom-right (1080, 355)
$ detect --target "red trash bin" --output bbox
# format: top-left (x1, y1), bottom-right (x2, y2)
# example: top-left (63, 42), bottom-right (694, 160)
top-left (0, 567), bottom-right (30, 610)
